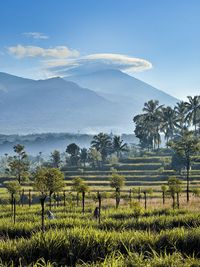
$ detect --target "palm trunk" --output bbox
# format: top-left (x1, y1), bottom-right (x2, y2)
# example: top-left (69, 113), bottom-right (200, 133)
top-left (144, 192), bottom-right (147, 209)
top-left (29, 189), bottom-right (31, 207)
top-left (13, 197), bottom-right (16, 224)
top-left (40, 195), bottom-right (46, 232)
top-left (82, 191), bottom-right (85, 213)
top-left (97, 191), bottom-right (101, 224)
top-left (172, 195), bottom-right (175, 209)
top-left (162, 191), bottom-right (165, 205)
top-left (177, 192), bottom-right (180, 209)
top-left (186, 165), bottom-right (190, 202)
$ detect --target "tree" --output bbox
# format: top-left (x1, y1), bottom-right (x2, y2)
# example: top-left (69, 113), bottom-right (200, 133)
top-left (71, 177), bottom-right (88, 213)
top-left (161, 185), bottom-right (167, 205)
top-left (66, 143), bottom-right (80, 166)
top-left (34, 167), bottom-right (64, 210)
top-left (88, 148), bottom-right (102, 168)
top-left (168, 131), bottom-right (200, 202)
top-left (112, 135), bottom-right (127, 158)
top-left (134, 114), bottom-right (153, 150)
top-left (185, 95), bottom-right (200, 135)
top-left (143, 188), bottom-right (153, 209)
top-left (72, 176), bottom-right (83, 206)
top-left (109, 172), bottom-right (125, 208)
top-left (168, 177), bottom-right (182, 209)
top-left (91, 133), bottom-right (112, 162)
top-left (174, 101), bottom-right (188, 133)
top-left (80, 148), bottom-right (88, 168)
top-left (5, 180), bottom-right (21, 224)
top-left (8, 144), bottom-right (29, 184)
top-left (160, 106), bottom-right (177, 144)
top-left (142, 100), bottom-right (163, 149)
top-left (133, 100), bottom-right (163, 150)
top-left (171, 152), bottom-right (186, 174)
top-left (50, 150), bottom-right (61, 168)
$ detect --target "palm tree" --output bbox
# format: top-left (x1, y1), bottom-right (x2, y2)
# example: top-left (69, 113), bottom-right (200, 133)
top-left (161, 106), bottom-right (177, 144)
top-left (185, 96), bottom-right (200, 135)
top-left (142, 100), bottom-right (163, 149)
top-left (174, 101), bottom-right (188, 133)
top-left (112, 135), bottom-right (127, 158)
top-left (91, 133), bottom-right (112, 162)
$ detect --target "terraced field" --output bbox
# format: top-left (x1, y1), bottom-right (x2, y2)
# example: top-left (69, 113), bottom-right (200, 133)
top-left (63, 155), bottom-right (200, 196)
top-left (1, 154), bottom-right (200, 206)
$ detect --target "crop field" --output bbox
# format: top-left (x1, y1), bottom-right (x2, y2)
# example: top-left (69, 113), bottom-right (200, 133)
top-left (2, 203), bottom-right (200, 266)
top-left (1, 154), bottom-right (200, 266)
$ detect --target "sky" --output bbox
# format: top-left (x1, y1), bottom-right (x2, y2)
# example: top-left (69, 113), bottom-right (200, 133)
top-left (0, 0), bottom-right (200, 99)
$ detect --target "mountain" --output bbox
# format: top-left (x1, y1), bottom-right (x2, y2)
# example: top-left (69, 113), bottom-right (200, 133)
top-left (65, 69), bottom-right (178, 107)
top-left (0, 71), bottom-right (178, 134)
top-left (65, 69), bottom-right (179, 131)
top-left (0, 72), bottom-right (122, 134)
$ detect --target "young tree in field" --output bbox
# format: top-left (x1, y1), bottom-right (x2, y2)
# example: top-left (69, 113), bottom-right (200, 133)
top-left (168, 131), bottom-right (200, 202)
top-left (91, 132), bottom-right (112, 163)
top-left (109, 172), bottom-right (125, 208)
top-left (79, 182), bottom-right (89, 214)
top-left (72, 176), bottom-right (83, 206)
top-left (34, 167), bottom-right (64, 211)
top-left (112, 135), bottom-right (127, 158)
top-left (161, 185), bottom-right (167, 205)
top-left (66, 143), bottom-right (80, 166)
top-left (71, 176), bottom-right (88, 212)
top-left (5, 180), bottom-right (21, 224)
top-left (50, 150), bottom-right (61, 168)
top-left (80, 148), bottom-right (88, 168)
top-left (168, 177), bottom-right (182, 209)
top-left (143, 188), bottom-right (153, 210)
top-left (8, 144), bottom-right (29, 184)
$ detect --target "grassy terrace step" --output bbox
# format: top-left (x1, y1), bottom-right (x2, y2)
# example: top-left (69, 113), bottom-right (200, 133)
top-left (65, 176), bottom-right (170, 182)
top-left (120, 156), bottom-right (171, 164)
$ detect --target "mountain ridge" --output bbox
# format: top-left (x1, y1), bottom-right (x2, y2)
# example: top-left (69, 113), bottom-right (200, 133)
top-left (0, 71), bottom-right (178, 134)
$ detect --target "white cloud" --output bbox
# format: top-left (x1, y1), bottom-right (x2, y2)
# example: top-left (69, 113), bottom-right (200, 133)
top-left (8, 45), bottom-right (79, 59)
top-left (46, 53), bottom-right (153, 76)
top-left (23, 32), bottom-right (49, 39)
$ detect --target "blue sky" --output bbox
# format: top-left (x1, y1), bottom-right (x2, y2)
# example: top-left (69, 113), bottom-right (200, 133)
top-left (0, 0), bottom-right (200, 99)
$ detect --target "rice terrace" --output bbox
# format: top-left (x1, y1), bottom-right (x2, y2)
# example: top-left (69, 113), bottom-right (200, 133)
top-left (1, 0), bottom-right (200, 266)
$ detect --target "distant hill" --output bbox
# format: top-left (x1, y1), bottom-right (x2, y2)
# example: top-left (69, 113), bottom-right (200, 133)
top-left (65, 69), bottom-right (179, 132)
top-left (0, 72), bottom-right (122, 133)
top-left (0, 71), bottom-right (178, 134)
top-left (65, 69), bottom-right (178, 108)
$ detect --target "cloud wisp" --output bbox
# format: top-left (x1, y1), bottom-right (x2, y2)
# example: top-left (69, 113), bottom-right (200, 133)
top-left (8, 45), bottom-right (79, 59)
top-left (22, 32), bottom-right (49, 39)
top-left (46, 53), bottom-right (153, 76)
top-left (7, 43), bottom-right (152, 77)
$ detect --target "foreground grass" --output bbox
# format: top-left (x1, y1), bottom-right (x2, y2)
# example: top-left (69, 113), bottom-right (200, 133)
top-left (1, 204), bottom-right (200, 266)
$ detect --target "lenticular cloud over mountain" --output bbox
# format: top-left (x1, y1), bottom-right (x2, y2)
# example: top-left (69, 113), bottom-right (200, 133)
top-left (47, 53), bottom-right (153, 76)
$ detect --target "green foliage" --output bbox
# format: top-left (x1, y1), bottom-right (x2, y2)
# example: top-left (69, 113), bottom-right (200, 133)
top-left (109, 173), bottom-right (125, 190)
top-left (91, 133), bottom-right (112, 162)
top-left (8, 144), bottom-right (29, 184)
top-left (34, 167), bottom-right (64, 195)
top-left (66, 143), bottom-right (80, 166)
top-left (5, 180), bottom-right (21, 199)
top-left (50, 150), bottom-right (61, 168)
top-left (71, 177), bottom-right (88, 193)
top-left (168, 176), bottom-right (182, 196)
